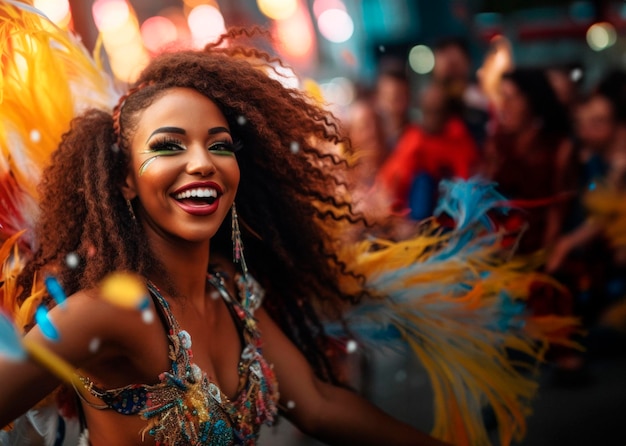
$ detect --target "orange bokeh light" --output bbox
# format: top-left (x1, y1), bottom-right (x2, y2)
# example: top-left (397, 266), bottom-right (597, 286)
top-left (140, 16), bottom-right (178, 53)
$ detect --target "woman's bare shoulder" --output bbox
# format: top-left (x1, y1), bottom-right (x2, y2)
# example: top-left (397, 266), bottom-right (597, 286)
top-left (43, 285), bottom-right (155, 350)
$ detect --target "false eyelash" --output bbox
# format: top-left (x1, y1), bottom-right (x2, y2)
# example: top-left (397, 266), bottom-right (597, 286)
top-left (231, 138), bottom-right (244, 152)
top-left (209, 139), bottom-right (242, 153)
top-left (148, 136), bottom-right (184, 151)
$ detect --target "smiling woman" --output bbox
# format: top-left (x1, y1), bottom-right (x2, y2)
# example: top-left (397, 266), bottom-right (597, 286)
top-left (0, 3), bottom-right (579, 446)
top-left (0, 3), bottom-right (450, 445)
top-left (122, 88), bottom-right (240, 242)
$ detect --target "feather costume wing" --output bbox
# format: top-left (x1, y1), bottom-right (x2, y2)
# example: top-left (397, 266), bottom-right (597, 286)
top-left (0, 3), bottom-right (115, 442)
top-left (583, 183), bottom-right (626, 248)
top-left (331, 178), bottom-right (578, 446)
top-left (0, 0), bottom-right (116, 320)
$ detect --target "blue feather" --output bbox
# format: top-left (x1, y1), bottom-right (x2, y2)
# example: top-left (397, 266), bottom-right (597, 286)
top-left (0, 311), bottom-right (27, 360)
top-left (34, 305), bottom-right (60, 341)
top-left (44, 275), bottom-right (67, 308)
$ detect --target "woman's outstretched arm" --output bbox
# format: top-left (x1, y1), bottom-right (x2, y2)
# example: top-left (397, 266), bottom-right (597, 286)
top-left (255, 308), bottom-right (452, 446)
top-left (0, 289), bottom-right (149, 429)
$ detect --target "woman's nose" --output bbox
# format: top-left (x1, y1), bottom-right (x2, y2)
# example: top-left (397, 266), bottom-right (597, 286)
top-left (185, 146), bottom-right (216, 177)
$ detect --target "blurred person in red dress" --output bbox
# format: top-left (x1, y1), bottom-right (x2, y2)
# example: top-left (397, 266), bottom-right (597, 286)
top-left (375, 82), bottom-right (479, 220)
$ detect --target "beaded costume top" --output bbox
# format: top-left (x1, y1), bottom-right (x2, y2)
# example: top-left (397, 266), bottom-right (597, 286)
top-left (78, 271), bottom-right (279, 446)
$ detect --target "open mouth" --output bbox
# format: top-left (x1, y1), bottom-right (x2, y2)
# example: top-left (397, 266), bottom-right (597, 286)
top-left (173, 188), bottom-right (219, 206)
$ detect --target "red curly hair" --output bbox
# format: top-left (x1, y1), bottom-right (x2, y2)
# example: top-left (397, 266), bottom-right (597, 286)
top-left (17, 28), bottom-right (368, 381)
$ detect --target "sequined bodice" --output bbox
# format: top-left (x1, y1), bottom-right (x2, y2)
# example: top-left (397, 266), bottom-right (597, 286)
top-left (79, 271), bottom-right (279, 445)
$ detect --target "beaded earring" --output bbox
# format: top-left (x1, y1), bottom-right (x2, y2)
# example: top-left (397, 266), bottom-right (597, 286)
top-left (231, 203), bottom-right (247, 274)
top-left (126, 198), bottom-right (137, 221)
top-left (231, 203), bottom-right (264, 311)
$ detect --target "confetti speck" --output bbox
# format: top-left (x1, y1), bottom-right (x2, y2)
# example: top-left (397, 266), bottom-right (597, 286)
top-left (87, 245), bottom-right (96, 258)
top-left (236, 115), bottom-right (247, 126)
top-left (142, 309), bottom-right (155, 324)
top-left (570, 68), bottom-right (583, 82)
top-left (345, 339), bottom-right (358, 353)
top-left (290, 141), bottom-right (300, 153)
top-left (65, 252), bottom-right (80, 269)
top-left (286, 400), bottom-right (296, 409)
top-left (30, 129), bottom-right (41, 143)
top-left (100, 272), bottom-right (148, 309)
top-left (88, 337), bottom-right (101, 353)
top-left (210, 291), bottom-right (221, 300)
top-left (378, 45), bottom-right (386, 53)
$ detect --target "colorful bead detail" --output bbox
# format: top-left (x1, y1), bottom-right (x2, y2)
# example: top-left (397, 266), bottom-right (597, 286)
top-left (79, 271), bottom-right (279, 445)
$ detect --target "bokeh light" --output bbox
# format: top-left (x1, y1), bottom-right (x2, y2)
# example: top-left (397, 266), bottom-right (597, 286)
top-left (108, 44), bottom-right (150, 82)
top-left (312, 0), bottom-right (346, 18)
top-left (33, 0), bottom-right (71, 26)
top-left (275, 17), bottom-right (314, 58)
top-left (409, 44), bottom-right (435, 74)
top-left (92, 0), bottom-right (149, 83)
top-left (187, 4), bottom-right (226, 48)
top-left (92, 0), bottom-right (130, 32)
top-left (257, 0), bottom-right (298, 21)
top-left (183, 0), bottom-right (213, 7)
top-left (267, 64), bottom-right (300, 89)
top-left (101, 13), bottom-right (141, 47)
top-left (302, 78), bottom-right (324, 103)
top-left (157, 7), bottom-right (192, 46)
top-left (141, 16), bottom-right (178, 53)
top-left (317, 9), bottom-right (354, 43)
top-left (586, 22), bottom-right (617, 51)
top-left (272, 0), bottom-right (316, 66)
top-left (321, 77), bottom-right (355, 106)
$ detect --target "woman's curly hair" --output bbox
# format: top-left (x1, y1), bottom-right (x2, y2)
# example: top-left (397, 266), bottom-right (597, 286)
top-left (17, 28), bottom-right (369, 382)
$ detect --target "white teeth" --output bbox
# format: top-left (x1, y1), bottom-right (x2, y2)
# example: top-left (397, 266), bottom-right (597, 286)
top-left (174, 188), bottom-right (218, 200)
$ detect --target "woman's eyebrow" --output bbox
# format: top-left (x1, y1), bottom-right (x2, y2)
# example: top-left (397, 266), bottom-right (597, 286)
top-left (145, 126), bottom-right (185, 144)
top-left (209, 126), bottom-right (230, 135)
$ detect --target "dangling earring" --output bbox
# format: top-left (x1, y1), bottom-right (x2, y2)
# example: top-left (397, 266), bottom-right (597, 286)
top-left (231, 203), bottom-right (264, 310)
top-left (231, 203), bottom-right (247, 276)
top-left (126, 198), bottom-right (137, 221)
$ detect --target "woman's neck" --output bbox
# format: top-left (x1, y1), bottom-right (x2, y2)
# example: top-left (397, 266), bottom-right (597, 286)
top-left (146, 238), bottom-right (211, 302)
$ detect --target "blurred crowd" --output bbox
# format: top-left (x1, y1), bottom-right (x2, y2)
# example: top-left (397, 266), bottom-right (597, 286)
top-left (344, 35), bottom-right (626, 376)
